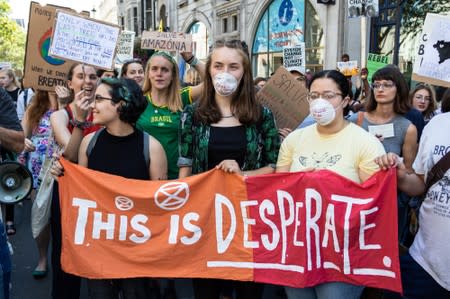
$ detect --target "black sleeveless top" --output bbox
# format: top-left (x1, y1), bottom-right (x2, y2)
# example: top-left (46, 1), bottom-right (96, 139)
top-left (88, 129), bottom-right (149, 180)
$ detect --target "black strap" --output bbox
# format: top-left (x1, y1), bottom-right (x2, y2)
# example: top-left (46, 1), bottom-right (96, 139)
top-left (425, 151), bottom-right (450, 191)
top-left (23, 89), bottom-right (29, 109)
top-left (86, 128), bottom-right (150, 168)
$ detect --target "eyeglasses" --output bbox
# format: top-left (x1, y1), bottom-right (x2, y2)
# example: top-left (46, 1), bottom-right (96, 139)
top-left (372, 82), bottom-right (395, 90)
top-left (414, 95), bottom-right (431, 102)
top-left (94, 95), bottom-right (113, 103)
top-left (307, 91), bottom-right (343, 101)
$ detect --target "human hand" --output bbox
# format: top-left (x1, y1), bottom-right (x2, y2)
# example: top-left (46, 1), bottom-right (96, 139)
top-left (50, 153), bottom-right (64, 180)
top-left (180, 52), bottom-right (194, 63)
top-left (23, 138), bottom-right (36, 152)
top-left (278, 128), bottom-right (292, 140)
top-left (73, 89), bottom-right (93, 121)
top-left (216, 159), bottom-right (242, 174)
top-left (55, 85), bottom-right (71, 99)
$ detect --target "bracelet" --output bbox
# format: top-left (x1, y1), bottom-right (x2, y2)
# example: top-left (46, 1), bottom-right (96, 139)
top-left (185, 55), bottom-right (195, 64)
top-left (71, 119), bottom-right (92, 130)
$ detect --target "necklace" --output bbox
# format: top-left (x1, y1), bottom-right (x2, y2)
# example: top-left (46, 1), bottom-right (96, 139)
top-left (222, 114), bottom-right (234, 118)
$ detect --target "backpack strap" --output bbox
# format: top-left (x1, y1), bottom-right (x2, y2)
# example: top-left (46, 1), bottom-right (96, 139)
top-left (86, 128), bottom-right (105, 157)
top-left (143, 131), bottom-right (150, 168)
top-left (425, 151), bottom-right (450, 191)
top-left (23, 89), bottom-right (29, 109)
top-left (356, 111), bottom-right (364, 127)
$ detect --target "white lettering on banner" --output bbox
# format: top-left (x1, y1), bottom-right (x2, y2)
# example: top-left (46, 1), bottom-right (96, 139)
top-left (240, 200), bottom-right (259, 248)
top-left (215, 194), bottom-right (237, 254)
top-left (259, 199), bottom-right (280, 250)
top-left (72, 198), bottom-right (151, 245)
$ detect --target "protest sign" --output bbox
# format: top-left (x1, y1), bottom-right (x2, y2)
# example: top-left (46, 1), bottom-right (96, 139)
top-left (348, 0), bottom-right (379, 18)
top-left (59, 158), bottom-right (401, 293)
top-left (256, 66), bottom-right (308, 129)
top-left (412, 13), bottom-right (450, 87)
top-left (22, 2), bottom-right (89, 91)
top-left (337, 60), bottom-right (359, 77)
top-left (367, 53), bottom-right (390, 83)
top-left (141, 31), bottom-right (193, 52)
top-left (283, 44), bottom-right (306, 74)
top-left (49, 10), bottom-right (120, 70)
top-left (115, 30), bottom-right (135, 65)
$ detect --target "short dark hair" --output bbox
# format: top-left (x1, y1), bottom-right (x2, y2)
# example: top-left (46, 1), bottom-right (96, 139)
top-left (366, 66), bottom-right (411, 114)
top-left (308, 69), bottom-right (350, 98)
top-left (120, 59), bottom-right (144, 77)
top-left (100, 78), bottom-right (147, 124)
top-left (97, 69), bottom-right (118, 78)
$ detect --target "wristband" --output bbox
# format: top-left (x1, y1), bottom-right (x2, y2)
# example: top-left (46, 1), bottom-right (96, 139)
top-left (185, 55), bottom-right (195, 64)
top-left (71, 119), bottom-right (92, 130)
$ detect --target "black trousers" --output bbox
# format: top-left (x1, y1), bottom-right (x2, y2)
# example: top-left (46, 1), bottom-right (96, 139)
top-left (51, 182), bottom-right (81, 299)
top-left (193, 278), bottom-right (264, 299)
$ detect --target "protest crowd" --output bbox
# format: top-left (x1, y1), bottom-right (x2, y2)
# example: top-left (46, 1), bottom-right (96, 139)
top-left (0, 3), bottom-right (450, 299)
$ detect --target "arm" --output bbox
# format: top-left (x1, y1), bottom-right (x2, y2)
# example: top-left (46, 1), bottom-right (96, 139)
top-left (375, 152), bottom-right (425, 196)
top-left (148, 136), bottom-right (168, 180)
top-left (178, 166), bottom-right (192, 178)
top-left (178, 105), bottom-right (195, 178)
top-left (180, 52), bottom-right (205, 101)
top-left (78, 133), bottom-right (95, 167)
top-left (0, 127), bottom-right (24, 153)
top-left (402, 124), bottom-right (418, 171)
top-left (20, 113), bottom-right (36, 153)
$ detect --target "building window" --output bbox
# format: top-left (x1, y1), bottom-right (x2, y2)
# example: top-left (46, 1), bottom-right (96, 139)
top-left (120, 16), bottom-right (125, 30)
top-left (222, 18), bottom-right (228, 33)
top-left (133, 7), bottom-right (138, 34)
top-left (252, 0), bottom-right (323, 78)
top-left (232, 15), bottom-right (238, 31)
top-left (145, 0), bottom-right (152, 30)
top-left (127, 8), bottom-right (132, 31)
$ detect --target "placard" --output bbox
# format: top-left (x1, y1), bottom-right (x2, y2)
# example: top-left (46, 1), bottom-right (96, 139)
top-left (367, 53), bottom-right (391, 83)
top-left (412, 13), bottom-right (450, 88)
top-left (49, 10), bottom-right (120, 70)
top-left (337, 60), bottom-right (359, 77)
top-left (22, 2), bottom-right (89, 91)
top-left (115, 30), bottom-right (135, 65)
top-left (141, 31), bottom-right (193, 52)
top-left (256, 66), bottom-right (308, 129)
top-left (283, 44), bottom-right (306, 74)
top-left (348, 0), bottom-right (379, 18)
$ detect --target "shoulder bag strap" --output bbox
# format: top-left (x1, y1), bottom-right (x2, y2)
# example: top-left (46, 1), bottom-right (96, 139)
top-left (425, 151), bottom-right (450, 191)
top-left (86, 128), bottom-right (105, 157)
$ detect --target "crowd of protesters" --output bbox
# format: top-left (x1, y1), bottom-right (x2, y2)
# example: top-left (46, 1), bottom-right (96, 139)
top-left (1, 41), bottom-right (449, 299)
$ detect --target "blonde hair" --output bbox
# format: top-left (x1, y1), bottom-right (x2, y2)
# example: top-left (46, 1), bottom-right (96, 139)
top-left (142, 52), bottom-right (182, 112)
top-left (0, 69), bottom-right (20, 89)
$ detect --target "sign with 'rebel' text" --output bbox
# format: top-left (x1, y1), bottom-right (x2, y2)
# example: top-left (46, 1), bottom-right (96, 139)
top-left (49, 10), bottom-right (120, 70)
top-left (58, 159), bottom-right (402, 293)
top-left (141, 31), bottom-right (193, 52)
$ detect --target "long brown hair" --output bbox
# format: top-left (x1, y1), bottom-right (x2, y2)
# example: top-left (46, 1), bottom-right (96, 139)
top-left (409, 83), bottom-right (437, 119)
top-left (25, 90), bottom-right (51, 131)
top-left (196, 39), bottom-right (261, 125)
top-left (142, 52), bottom-right (182, 112)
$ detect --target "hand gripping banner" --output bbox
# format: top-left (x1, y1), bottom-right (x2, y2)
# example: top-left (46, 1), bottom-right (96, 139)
top-left (58, 158), bottom-right (401, 293)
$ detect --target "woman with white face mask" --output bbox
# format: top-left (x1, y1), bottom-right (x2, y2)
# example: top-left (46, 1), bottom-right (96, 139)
top-left (276, 70), bottom-right (386, 299)
top-left (178, 39), bottom-right (280, 299)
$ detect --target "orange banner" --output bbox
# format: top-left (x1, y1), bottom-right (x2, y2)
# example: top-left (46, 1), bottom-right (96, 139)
top-left (59, 158), bottom-right (402, 292)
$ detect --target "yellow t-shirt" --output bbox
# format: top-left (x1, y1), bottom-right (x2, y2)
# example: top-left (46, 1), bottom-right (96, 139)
top-left (277, 123), bottom-right (386, 183)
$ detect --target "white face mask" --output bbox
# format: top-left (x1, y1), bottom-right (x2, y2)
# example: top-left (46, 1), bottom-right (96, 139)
top-left (309, 98), bottom-right (337, 126)
top-left (213, 72), bottom-right (239, 96)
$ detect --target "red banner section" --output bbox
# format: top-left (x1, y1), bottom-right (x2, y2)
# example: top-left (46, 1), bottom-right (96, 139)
top-left (58, 159), bottom-right (401, 292)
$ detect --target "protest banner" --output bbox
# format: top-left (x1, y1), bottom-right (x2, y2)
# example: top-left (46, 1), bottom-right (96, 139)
top-left (256, 66), bottom-right (308, 129)
top-left (22, 2), bottom-right (89, 91)
top-left (412, 13), bottom-right (450, 87)
top-left (58, 158), bottom-right (401, 292)
top-left (367, 53), bottom-right (390, 83)
top-left (141, 31), bottom-right (193, 52)
top-left (283, 44), bottom-right (306, 74)
top-left (337, 60), bottom-right (359, 77)
top-left (49, 10), bottom-right (120, 70)
top-left (115, 30), bottom-right (135, 65)
top-left (348, 0), bottom-right (379, 18)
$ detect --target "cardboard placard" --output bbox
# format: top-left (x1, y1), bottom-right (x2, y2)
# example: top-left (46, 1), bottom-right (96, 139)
top-left (412, 13), bottom-right (450, 88)
top-left (141, 31), bottom-right (193, 52)
top-left (283, 44), bottom-right (306, 74)
top-left (367, 53), bottom-right (390, 83)
top-left (256, 66), bottom-right (308, 129)
top-left (115, 30), bottom-right (135, 65)
top-left (22, 2), bottom-right (89, 91)
top-left (337, 60), bottom-right (359, 77)
top-left (49, 10), bottom-right (120, 70)
top-left (348, 0), bottom-right (379, 18)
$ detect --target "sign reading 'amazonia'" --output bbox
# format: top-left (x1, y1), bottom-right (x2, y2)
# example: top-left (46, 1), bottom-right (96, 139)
top-left (59, 159), bottom-right (401, 293)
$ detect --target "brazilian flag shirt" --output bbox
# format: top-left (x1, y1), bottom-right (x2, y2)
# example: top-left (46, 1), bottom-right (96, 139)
top-left (137, 87), bottom-right (192, 179)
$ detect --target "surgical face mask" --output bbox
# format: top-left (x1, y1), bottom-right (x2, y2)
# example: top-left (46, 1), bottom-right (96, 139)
top-left (309, 98), bottom-right (337, 126)
top-left (213, 72), bottom-right (239, 96)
